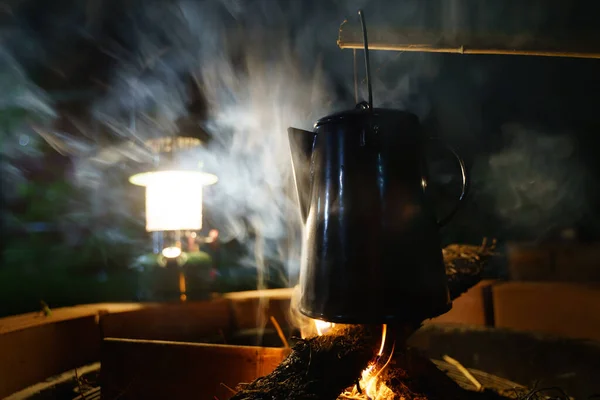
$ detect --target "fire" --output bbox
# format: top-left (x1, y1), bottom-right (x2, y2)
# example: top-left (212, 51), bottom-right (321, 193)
top-left (312, 320), bottom-right (396, 400)
top-left (314, 319), bottom-right (335, 336)
top-left (377, 324), bottom-right (387, 357)
top-left (352, 338), bottom-right (395, 400)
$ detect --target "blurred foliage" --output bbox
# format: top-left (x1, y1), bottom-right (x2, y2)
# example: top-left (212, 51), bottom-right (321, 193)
top-left (13, 179), bottom-right (74, 221)
top-left (212, 264), bottom-right (288, 293)
top-left (0, 229), bottom-right (142, 316)
top-left (0, 108), bottom-right (145, 316)
top-left (212, 249), bottom-right (289, 293)
top-left (0, 264), bottom-right (140, 317)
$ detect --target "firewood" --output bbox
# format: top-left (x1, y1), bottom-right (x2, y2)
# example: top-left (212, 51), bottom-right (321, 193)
top-left (444, 239), bottom-right (497, 301)
top-left (229, 324), bottom-right (384, 400)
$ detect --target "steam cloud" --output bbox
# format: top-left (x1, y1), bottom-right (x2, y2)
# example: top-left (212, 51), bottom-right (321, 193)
top-left (87, 1), bottom-right (339, 283)
top-left (475, 124), bottom-right (590, 239)
top-left (0, 0), bottom-right (594, 290)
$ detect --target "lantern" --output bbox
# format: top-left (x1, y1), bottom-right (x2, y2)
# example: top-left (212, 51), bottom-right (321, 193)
top-left (126, 136), bottom-right (218, 260)
top-left (128, 169), bottom-right (218, 232)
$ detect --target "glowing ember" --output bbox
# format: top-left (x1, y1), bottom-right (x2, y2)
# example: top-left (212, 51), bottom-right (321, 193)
top-left (377, 324), bottom-right (387, 357)
top-left (311, 320), bottom-right (396, 400)
top-left (314, 319), bottom-right (335, 336)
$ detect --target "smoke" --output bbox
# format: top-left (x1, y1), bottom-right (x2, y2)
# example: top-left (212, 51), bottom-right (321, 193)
top-left (474, 123), bottom-right (590, 239)
top-left (184, 62), bottom-right (322, 298)
top-left (2, 0), bottom-right (595, 293)
top-left (80, 1), bottom-right (335, 284)
top-left (0, 53), bottom-right (54, 118)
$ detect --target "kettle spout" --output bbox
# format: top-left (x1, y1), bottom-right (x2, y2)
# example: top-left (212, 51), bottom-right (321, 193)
top-left (288, 127), bottom-right (315, 223)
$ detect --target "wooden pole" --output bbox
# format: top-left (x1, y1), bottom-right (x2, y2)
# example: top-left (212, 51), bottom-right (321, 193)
top-left (338, 40), bottom-right (600, 60)
top-left (337, 20), bottom-right (600, 60)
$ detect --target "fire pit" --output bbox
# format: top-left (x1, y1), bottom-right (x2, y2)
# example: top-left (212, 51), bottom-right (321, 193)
top-left (8, 243), bottom-right (598, 399)
top-left (99, 335), bottom-right (526, 400)
top-left (3, 282), bottom-right (599, 399)
top-left (4, 239), bottom-right (598, 400)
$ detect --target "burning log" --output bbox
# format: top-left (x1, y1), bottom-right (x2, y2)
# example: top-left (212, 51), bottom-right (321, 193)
top-left (229, 324), bottom-right (384, 400)
top-left (230, 325), bottom-right (510, 400)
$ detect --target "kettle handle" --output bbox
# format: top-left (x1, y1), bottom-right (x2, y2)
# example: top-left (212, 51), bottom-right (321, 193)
top-left (429, 138), bottom-right (470, 227)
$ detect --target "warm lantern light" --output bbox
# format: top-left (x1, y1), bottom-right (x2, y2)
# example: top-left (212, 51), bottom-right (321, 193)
top-left (129, 170), bottom-right (218, 232)
top-left (162, 246), bottom-right (182, 259)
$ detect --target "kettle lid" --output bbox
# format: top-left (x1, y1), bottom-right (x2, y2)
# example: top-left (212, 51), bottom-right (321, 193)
top-left (315, 103), bottom-right (419, 128)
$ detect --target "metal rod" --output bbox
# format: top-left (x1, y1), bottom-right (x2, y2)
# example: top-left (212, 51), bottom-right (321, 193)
top-left (353, 49), bottom-right (358, 103)
top-left (338, 41), bottom-right (600, 59)
top-left (357, 10), bottom-right (373, 108)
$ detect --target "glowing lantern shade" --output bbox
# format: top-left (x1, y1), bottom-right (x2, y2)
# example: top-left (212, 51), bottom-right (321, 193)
top-left (129, 170), bottom-right (218, 232)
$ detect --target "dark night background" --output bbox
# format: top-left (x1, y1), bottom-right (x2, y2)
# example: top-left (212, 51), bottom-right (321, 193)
top-left (2, 0), bottom-right (600, 316)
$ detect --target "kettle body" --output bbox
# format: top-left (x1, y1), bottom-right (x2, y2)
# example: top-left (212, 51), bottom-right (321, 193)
top-left (288, 106), bottom-right (467, 324)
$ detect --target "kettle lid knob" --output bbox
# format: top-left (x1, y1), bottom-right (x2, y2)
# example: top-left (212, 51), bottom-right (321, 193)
top-left (355, 101), bottom-right (371, 110)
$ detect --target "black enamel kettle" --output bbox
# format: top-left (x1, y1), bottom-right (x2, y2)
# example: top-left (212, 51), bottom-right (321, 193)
top-left (288, 10), bottom-right (469, 324)
top-left (288, 101), bottom-right (468, 324)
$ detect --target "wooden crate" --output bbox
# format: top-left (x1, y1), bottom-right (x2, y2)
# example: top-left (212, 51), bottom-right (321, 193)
top-left (493, 282), bottom-right (600, 341)
top-left (428, 280), bottom-right (495, 326)
top-left (507, 242), bottom-right (600, 282)
top-left (99, 298), bottom-right (233, 342)
top-left (100, 338), bottom-right (288, 400)
top-left (0, 316), bottom-right (100, 398)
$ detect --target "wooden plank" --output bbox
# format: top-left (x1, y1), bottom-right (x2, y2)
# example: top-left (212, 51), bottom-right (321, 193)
top-left (99, 298), bottom-right (233, 342)
top-left (427, 280), bottom-right (497, 326)
top-left (0, 303), bottom-right (144, 335)
top-left (4, 362), bottom-right (100, 400)
top-left (493, 282), bottom-right (600, 341)
top-left (0, 316), bottom-right (100, 398)
top-left (225, 289), bottom-right (293, 333)
top-left (222, 288), bottom-right (294, 301)
top-left (507, 243), bottom-right (555, 281)
top-left (507, 242), bottom-right (600, 282)
top-left (554, 244), bottom-right (600, 282)
top-left (100, 338), bottom-right (288, 400)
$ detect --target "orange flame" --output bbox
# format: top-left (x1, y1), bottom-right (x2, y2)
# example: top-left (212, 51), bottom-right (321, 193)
top-left (359, 339), bottom-right (395, 400)
top-left (377, 324), bottom-right (387, 356)
top-left (314, 319), bottom-right (335, 336)
top-left (352, 324), bottom-right (395, 399)
top-left (311, 320), bottom-right (395, 400)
